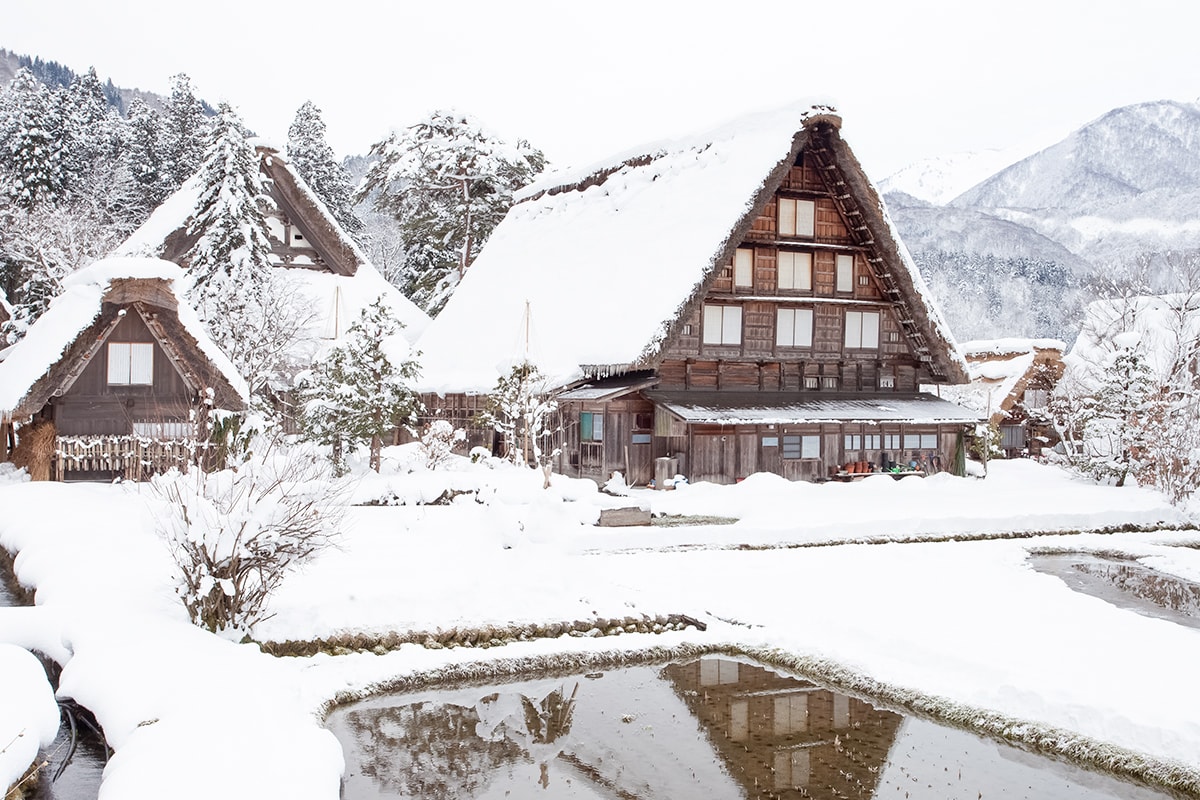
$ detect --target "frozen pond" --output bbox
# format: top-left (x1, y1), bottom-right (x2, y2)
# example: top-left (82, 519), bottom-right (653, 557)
top-left (327, 655), bottom-right (1172, 799)
top-left (1030, 552), bottom-right (1200, 630)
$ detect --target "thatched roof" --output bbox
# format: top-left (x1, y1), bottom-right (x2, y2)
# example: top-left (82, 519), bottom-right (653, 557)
top-left (417, 102), bottom-right (966, 394)
top-left (0, 258), bottom-right (249, 421)
top-left (111, 145), bottom-right (429, 345)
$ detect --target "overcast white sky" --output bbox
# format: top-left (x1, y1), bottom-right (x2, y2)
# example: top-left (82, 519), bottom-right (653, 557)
top-left (6, 0), bottom-right (1199, 178)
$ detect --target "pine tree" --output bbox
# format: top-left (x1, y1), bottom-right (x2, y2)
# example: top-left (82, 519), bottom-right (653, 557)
top-left (161, 73), bottom-right (209, 190)
top-left (185, 103), bottom-right (281, 389)
top-left (62, 67), bottom-right (121, 191)
top-left (356, 110), bottom-right (546, 315)
top-left (0, 68), bottom-right (67, 208)
top-left (286, 100), bottom-right (364, 241)
top-left (123, 97), bottom-right (171, 210)
top-left (299, 297), bottom-right (422, 472)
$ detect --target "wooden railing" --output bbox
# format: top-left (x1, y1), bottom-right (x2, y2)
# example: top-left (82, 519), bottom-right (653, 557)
top-left (55, 436), bottom-right (199, 481)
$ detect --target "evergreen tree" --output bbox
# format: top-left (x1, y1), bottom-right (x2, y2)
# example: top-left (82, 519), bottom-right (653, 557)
top-left (161, 73), bottom-right (209, 190)
top-left (299, 297), bottom-right (422, 472)
top-left (286, 100), bottom-right (364, 241)
top-left (62, 67), bottom-right (121, 190)
top-left (0, 68), bottom-right (67, 208)
top-left (123, 98), bottom-right (171, 209)
top-left (356, 110), bottom-right (546, 315)
top-left (184, 103), bottom-right (280, 388)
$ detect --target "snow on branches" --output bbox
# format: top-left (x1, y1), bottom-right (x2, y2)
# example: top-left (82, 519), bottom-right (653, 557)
top-left (298, 296), bottom-right (422, 473)
top-left (355, 110), bottom-right (546, 316)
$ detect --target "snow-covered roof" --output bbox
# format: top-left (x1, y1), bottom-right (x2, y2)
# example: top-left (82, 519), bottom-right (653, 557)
top-left (931, 338), bottom-right (1065, 421)
top-left (1066, 293), bottom-right (1200, 391)
top-left (417, 102), bottom-right (966, 394)
top-left (0, 257), bottom-right (249, 419)
top-left (113, 148), bottom-right (429, 345)
top-left (646, 391), bottom-right (982, 425)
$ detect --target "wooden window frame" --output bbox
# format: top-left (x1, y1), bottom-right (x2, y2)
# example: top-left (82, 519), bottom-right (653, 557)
top-left (580, 411), bottom-right (604, 442)
top-left (702, 304), bottom-right (742, 346)
top-left (782, 434), bottom-right (820, 460)
top-left (107, 342), bottom-right (153, 386)
top-left (734, 247), bottom-right (754, 288)
top-left (836, 254), bottom-right (855, 293)
top-left (777, 251), bottom-right (813, 291)
top-left (778, 197), bottom-right (816, 238)
top-left (775, 307), bottom-right (813, 348)
top-left (844, 311), bottom-right (881, 349)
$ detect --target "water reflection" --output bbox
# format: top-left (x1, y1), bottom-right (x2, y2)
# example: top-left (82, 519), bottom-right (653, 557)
top-left (1030, 553), bottom-right (1200, 630)
top-left (328, 656), bottom-right (1172, 799)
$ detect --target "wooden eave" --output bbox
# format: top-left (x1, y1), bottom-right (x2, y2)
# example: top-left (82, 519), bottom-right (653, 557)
top-left (258, 150), bottom-right (360, 277)
top-left (633, 115), bottom-right (967, 384)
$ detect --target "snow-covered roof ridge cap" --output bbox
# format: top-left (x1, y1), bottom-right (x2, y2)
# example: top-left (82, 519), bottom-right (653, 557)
top-left (62, 256), bottom-right (187, 290)
top-left (516, 100), bottom-right (841, 204)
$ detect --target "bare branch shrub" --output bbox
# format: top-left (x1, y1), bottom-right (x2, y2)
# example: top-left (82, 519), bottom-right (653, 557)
top-left (152, 440), bottom-right (346, 637)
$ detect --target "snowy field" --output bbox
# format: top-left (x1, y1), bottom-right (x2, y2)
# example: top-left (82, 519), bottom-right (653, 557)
top-left (2, 455), bottom-right (1200, 798)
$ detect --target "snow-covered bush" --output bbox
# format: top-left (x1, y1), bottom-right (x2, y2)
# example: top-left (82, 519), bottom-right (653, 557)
top-left (152, 443), bottom-right (346, 637)
top-left (421, 419), bottom-right (465, 469)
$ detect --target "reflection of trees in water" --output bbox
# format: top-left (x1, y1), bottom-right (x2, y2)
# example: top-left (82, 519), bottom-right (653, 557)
top-left (341, 683), bottom-right (579, 798)
top-left (1078, 560), bottom-right (1200, 615)
top-left (342, 701), bottom-right (521, 799)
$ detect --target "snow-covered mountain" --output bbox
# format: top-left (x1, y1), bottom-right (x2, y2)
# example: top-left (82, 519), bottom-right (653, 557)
top-left (878, 146), bottom-right (1034, 205)
top-left (884, 99), bottom-right (1200, 342)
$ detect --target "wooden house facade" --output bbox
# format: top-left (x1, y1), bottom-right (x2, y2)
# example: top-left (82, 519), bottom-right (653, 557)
top-left (417, 105), bottom-right (977, 485)
top-left (0, 259), bottom-right (247, 481)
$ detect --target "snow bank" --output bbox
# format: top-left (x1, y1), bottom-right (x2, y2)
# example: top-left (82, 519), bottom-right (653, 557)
top-left (0, 644), bottom-right (59, 794)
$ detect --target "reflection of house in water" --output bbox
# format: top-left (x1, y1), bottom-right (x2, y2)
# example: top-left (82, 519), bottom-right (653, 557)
top-left (663, 656), bottom-right (903, 799)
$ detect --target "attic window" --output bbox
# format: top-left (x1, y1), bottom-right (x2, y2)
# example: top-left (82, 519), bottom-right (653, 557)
top-left (734, 248), bottom-right (754, 288)
top-left (107, 342), bottom-right (153, 385)
top-left (778, 198), bottom-right (815, 238)
top-left (836, 254), bottom-right (855, 292)
top-left (778, 251), bottom-right (813, 291)
top-left (294, 232), bottom-right (305, 241)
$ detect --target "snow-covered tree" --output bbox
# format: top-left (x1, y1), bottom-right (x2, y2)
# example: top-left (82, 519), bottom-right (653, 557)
top-left (356, 110), bottom-right (546, 315)
top-left (62, 67), bottom-right (121, 190)
top-left (123, 97), bottom-right (172, 209)
top-left (298, 297), bottom-right (422, 473)
top-left (160, 73), bottom-right (209, 191)
top-left (482, 361), bottom-right (559, 486)
top-left (286, 100), bottom-right (364, 241)
top-left (0, 68), bottom-right (67, 208)
top-left (184, 103), bottom-right (290, 390)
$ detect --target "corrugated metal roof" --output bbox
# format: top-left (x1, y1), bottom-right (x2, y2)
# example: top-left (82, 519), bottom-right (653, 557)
top-left (644, 391), bottom-right (982, 425)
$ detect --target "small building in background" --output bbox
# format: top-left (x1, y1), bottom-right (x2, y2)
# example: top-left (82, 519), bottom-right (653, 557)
top-left (929, 338), bottom-right (1065, 459)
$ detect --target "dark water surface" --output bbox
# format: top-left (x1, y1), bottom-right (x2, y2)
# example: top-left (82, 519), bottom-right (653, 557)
top-left (2, 564), bottom-right (106, 799)
top-left (1030, 552), bottom-right (1200, 630)
top-left (327, 655), bottom-right (1172, 799)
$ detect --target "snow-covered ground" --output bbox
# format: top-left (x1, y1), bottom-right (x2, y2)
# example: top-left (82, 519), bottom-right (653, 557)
top-left (2, 455), bottom-right (1199, 798)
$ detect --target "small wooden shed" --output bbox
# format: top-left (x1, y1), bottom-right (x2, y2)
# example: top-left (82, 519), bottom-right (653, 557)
top-left (0, 258), bottom-right (248, 481)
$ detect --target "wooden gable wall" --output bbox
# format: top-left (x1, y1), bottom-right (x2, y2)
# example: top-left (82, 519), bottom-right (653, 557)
top-left (657, 147), bottom-right (934, 393)
top-left (51, 308), bottom-right (196, 436)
